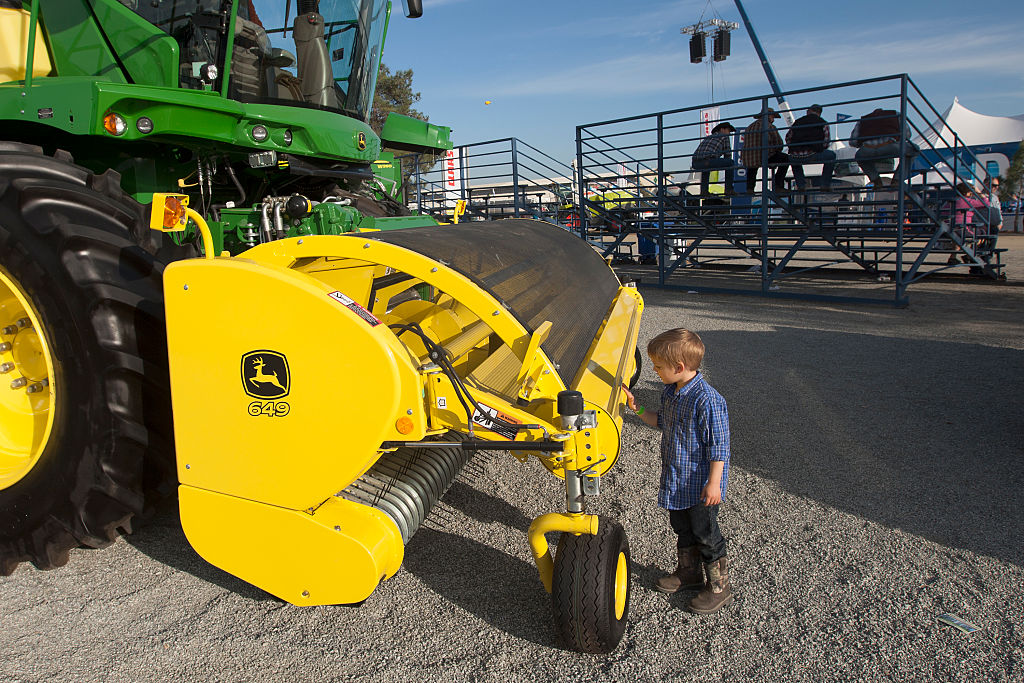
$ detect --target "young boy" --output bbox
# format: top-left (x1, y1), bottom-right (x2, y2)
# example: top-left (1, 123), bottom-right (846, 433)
top-left (622, 328), bottom-right (733, 614)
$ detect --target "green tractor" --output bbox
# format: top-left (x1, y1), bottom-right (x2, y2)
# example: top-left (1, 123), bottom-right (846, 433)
top-left (0, 0), bottom-right (452, 574)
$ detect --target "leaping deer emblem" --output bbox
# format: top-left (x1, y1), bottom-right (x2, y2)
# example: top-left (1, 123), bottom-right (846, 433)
top-left (249, 356), bottom-right (286, 392)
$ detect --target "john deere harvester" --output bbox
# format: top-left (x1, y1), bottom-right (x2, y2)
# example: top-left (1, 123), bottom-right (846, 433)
top-left (0, 0), bottom-right (644, 653)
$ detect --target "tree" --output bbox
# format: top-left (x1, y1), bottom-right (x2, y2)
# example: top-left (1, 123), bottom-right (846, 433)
top-left (370, 63), bottom-right (426, 134)
top-left (1000, 139), bottom-right (1024, 203)
top-left (370, 63), bottom-right (439, 192)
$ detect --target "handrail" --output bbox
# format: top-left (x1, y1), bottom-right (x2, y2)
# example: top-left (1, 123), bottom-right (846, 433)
top-left (579, 74), bottom-right (907, 130)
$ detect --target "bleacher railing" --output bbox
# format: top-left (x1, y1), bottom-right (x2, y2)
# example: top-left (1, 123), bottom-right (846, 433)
top-left (575, 73), bottom-right (1007, 305)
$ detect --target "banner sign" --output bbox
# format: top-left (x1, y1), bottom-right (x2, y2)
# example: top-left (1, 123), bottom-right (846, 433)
top-left (444, 147), bottom-right (466, 207)
top-left (700, 107), bottom-right (721, 137)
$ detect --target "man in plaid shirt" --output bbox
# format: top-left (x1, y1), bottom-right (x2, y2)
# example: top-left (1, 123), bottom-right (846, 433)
top-left (740, 108), bottom-right (788, 194)
top-left (692, 121), bottom-right (736, 195)
top-left (622, 328), bottom-right (734, 614)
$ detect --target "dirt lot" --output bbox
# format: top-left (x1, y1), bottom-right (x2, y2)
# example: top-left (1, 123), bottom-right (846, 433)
top-left (2, 237), bottom-right (1022, 682)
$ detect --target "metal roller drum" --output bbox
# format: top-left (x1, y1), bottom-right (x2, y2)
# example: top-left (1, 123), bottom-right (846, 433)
top-left (339, 436), bottom-right (470, 544)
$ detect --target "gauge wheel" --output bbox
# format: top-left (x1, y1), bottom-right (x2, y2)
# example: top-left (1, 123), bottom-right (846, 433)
top-left (551, 516), bottom-right (631, 654)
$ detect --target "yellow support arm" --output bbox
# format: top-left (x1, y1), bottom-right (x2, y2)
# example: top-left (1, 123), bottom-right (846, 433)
top-left (528, 513), bottom-right (599, 592)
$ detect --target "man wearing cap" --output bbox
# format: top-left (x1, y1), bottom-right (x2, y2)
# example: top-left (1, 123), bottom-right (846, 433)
top-left (692, 121), bottom-right (737, 196)
top-left (740, 108), bottom-right (788, 194)
top-left (850, 108), bottom-right (918, 187)
top-left (787, 105), bottom-right (836, 192)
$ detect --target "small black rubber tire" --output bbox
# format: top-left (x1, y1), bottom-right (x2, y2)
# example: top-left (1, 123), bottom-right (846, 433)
top-left (0, 142), bottom-right (192, 575)
top-left (628, 346), bottom-right (642, 390)
top-left (551, 516), bottom-right (631, 654)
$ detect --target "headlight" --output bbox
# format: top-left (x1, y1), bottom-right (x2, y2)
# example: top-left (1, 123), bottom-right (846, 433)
top-left (201, 63), bottom-right (219, 82)
top-left (251, 125), bottom-right (269, 142)
top-left (103, 113), bottom-right (127, 136)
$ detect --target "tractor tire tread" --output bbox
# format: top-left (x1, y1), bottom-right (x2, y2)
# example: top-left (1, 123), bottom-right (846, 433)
top-left (0, 144), bottom-right (192, 575)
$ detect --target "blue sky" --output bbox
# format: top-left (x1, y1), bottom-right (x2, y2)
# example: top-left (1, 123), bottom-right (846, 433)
top-left (381, 0), bottom-right (1024, 163)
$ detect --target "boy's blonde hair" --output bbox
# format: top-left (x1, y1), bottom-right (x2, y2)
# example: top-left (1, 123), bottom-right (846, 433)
top-left (647, 328), bottom-right (705, 371)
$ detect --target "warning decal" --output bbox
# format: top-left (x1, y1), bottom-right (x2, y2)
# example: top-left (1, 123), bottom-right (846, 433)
top-left (328, 291), bottom-right (380, 326)
top-left (471, 403), bottom-right (521, 440)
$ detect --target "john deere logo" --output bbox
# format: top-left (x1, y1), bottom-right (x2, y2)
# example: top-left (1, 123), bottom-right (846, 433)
top-left (357, 131), bottom-right (367, 150)
top-left (241, 351), bottom-right (290, 399)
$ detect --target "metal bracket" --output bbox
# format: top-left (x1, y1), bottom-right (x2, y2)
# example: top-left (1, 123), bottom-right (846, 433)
top-left (560, 410), bottom-right (597, 431)
top-left (578, 456), bottom-right (606, 476)
top-left (581, 474), bottom-right (600, 496)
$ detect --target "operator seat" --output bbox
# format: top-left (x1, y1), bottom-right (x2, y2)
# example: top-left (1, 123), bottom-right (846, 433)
top-left (230, 14), bottom-right (300, 102)
top-left (293, 0), bottom-right (341, 110)
top-left (230, 15), bottom-right (272, 100)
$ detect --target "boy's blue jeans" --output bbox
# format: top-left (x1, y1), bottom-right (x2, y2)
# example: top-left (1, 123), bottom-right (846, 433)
top-left (670, 504), bottom-right (727, 564)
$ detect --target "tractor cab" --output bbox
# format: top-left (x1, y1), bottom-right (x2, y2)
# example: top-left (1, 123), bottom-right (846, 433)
top-left (120, 0), bottom-right (419, 122)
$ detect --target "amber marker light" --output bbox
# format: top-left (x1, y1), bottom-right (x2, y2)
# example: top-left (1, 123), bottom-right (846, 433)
top-left (395, 416), bottom-right (414, 435)
top-left (162, 195), bottom-right (187, 229)
top-left (103, 112), bottom-right (127, 136)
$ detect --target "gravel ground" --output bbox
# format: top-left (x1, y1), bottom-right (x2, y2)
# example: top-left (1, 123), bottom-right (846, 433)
top-left (2, 238), bottom-right (1023, 682)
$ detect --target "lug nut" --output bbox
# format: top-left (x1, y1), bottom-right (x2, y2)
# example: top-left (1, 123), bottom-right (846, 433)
top-left (1, 325), bottom-right (16, 335)
top-left (10, 377), bottom-right (27, 389)
top-left (0, 362), bottom-right (13, 373)
top-left (26, 382), bottom-right (46, 394)
top-left (0, 342), bottom-right (10, 352)
top-left (16, 317), bottom-right (31, 328)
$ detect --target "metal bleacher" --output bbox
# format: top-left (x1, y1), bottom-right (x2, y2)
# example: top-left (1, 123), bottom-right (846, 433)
top-left (574, 74), bottom-right (1007, 305)
top-left (399, 137), bottom-right (578, 227)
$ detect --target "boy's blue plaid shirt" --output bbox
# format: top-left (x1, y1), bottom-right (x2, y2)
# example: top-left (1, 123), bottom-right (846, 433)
top-left (656, 373), bottom-right (731, 509)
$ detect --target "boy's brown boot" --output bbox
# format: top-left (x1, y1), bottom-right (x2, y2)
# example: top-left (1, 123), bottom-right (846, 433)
top-left (654, 546), bottom-right (704, 594)
top-left (688, 556), bottom-right (734, 614)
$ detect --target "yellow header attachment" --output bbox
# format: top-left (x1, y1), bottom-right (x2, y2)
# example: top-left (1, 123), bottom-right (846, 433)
top-left (163, 220), bottom-right (643, 608)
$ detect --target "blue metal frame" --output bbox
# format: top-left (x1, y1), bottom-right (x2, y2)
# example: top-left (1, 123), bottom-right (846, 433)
top-left (401, 137), bottom-right (575, 225)
top-left (575, 73), bottom-right (1005, 306)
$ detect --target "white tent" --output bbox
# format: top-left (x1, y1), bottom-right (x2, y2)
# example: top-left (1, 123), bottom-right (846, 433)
top-left (912, 160), bottom-right (957, 186)
top-left (913, 98), bottom-right (1024, 149)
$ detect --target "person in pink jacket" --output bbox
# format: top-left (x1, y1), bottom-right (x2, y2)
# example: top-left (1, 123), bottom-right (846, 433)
top-left (949, 182), bottom-right (989, 264)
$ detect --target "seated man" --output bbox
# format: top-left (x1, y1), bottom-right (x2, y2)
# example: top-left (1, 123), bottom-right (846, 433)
top-left (786, 104), bottom-right (836, 191)
top-left (740, 109), bottom-right (788, 194)
top-left (850, 108), bottom-right (919, 188)
top-left (691, 122), bottom-right (736, 195)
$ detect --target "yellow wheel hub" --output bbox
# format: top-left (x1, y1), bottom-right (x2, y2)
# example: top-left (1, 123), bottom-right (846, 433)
top-left (614, 550), bottom-right (628, 620)
top-left (0, 268), bottom-right (56, 491)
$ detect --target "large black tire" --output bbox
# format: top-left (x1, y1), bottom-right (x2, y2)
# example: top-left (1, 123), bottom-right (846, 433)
top-left (551, 516), bottom-right (631, 654)
top-left (0, 142), bottom-right (191, 575)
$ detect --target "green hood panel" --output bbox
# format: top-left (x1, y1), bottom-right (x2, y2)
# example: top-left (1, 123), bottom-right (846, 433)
top-left (1, 79), bottom-right (381, 163)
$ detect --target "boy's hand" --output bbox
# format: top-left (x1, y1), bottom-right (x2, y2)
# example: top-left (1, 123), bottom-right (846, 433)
top-left (702, 463), bottom-right (724, 505)
top-left (701, 481), bottom-right (722, 506)
top-left (620, 384), bottom-right (637, 411)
